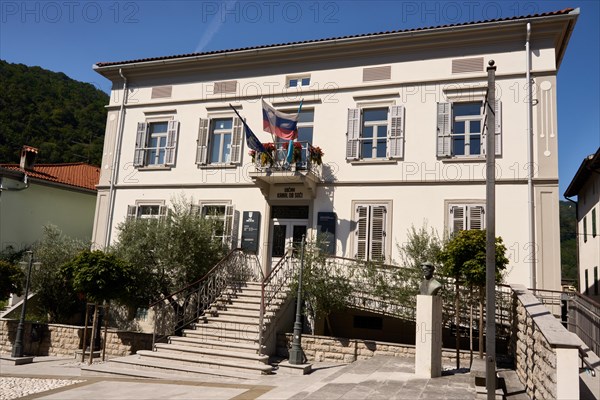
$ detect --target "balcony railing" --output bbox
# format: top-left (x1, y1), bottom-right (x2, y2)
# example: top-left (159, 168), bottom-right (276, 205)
top-left (251, 141), bottom-right (322, 175)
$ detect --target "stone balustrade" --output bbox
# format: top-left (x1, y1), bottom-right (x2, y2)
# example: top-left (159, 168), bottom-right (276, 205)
top-left (509, 284), bottom-right (580, 400)
top-left (0, 318), bottom-right (152, 358)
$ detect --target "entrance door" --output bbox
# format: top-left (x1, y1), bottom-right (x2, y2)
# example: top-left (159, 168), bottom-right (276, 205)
top-left (271, 219), bottom-right (308, 267)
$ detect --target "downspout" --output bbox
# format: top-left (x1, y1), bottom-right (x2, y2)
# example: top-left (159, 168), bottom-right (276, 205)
top-left (564, 196), bottom-right (579, 290)
top-left (526, 22), bottom-right (537, 289)
top-left (104, 69), bottom-right (128, 248)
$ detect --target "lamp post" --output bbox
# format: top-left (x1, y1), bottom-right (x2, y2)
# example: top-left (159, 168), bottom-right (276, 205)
top-left (12, 251), bottom-right (34, 358)
top-left (289, 235), bottom-right (306, 365)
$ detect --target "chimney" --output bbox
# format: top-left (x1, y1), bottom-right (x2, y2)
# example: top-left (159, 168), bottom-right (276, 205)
top-left (20, 145), bottom-right (39, 170)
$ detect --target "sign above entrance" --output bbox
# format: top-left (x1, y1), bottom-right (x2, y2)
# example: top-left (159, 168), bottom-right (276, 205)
top-left (269, 185), bottom-right (309, 201)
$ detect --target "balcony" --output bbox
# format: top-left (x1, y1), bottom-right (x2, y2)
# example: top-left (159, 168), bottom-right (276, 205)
top-left (248, 141), bottom-right (322, 199)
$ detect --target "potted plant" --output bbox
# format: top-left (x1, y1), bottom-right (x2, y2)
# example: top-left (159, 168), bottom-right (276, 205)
top-left (309, 145), bottom-right (324, 165)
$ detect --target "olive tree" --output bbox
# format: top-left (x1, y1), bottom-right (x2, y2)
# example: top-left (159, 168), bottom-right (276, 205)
top-left (439, 229), bottom-right (508, 363)
top-left (0, 260), bottom-right (23, 302)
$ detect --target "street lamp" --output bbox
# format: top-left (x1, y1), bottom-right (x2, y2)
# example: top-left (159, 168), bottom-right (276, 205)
top-left (289, 235), bottom-right (306, 365)
top-left (12, 251), bottom-right (34, 358)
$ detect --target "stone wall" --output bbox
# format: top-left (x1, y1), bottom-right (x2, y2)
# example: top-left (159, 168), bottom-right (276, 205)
top-left (277, 333), bottom-right (472, 365)
top-left (0, 319), bottom-right (152, 358)
top-left (509, 284), bottom-right (580, 400)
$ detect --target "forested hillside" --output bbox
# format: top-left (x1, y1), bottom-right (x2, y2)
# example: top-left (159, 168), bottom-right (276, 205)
top-left (0, 60), bottom-right (108, 165)
top-left (560, 200), bottom-right (577, 283)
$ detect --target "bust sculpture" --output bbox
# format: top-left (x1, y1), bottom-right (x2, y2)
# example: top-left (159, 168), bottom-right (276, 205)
top-left (419, 262), bottom-right (442, 296)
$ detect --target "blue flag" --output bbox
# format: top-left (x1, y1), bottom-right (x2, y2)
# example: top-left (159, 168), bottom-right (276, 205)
top-left (229, 104), bottom-right (266, 154)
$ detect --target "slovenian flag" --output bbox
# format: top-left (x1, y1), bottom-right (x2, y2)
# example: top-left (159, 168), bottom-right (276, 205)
top-left (262, 98), bottom-right (298, 140)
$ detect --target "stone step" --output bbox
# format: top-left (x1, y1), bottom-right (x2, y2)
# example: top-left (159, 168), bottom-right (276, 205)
top-left (155, 343), bottom-right (268, 363)
top-left (202, 314), bottom-right (262, 325)
top-left (137, 350), bottom-right (272, 374)
top-left (183, 328), bottom-right (259, 344)
top-left (195, 317), bottom-right (260, 329)
top-left (218, 303), bottom-right (262, 312)
top-left (168, 336), bottom-right (260, 354)
top-left (82, 354), bottom-right (259, 380)
top-left (217, 297), bottom-right (261, 306)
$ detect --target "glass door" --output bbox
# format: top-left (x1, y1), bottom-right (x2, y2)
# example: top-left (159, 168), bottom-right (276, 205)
top-left (271, 219), bottom-right (308, 267)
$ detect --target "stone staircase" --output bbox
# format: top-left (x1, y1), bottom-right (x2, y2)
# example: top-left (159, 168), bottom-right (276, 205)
top-left (83, 281), bottom-right (287, 380)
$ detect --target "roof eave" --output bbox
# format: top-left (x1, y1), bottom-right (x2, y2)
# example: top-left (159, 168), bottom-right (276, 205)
top-left (564, 147), bottom-right (600, 198)
top-left (93, 9), bottom-right (579, 80)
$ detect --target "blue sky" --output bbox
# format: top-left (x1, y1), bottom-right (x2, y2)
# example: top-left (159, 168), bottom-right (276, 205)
top-left (1, 0), bottom-right (598, 195)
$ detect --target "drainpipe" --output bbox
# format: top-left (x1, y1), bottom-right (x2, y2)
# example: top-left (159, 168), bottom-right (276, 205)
top-left (104, 69), bottom-right (128, 249)
top-left (526, 22), bottom-right (537, 289)
top-left (564, 196), bottom-right (579, 291)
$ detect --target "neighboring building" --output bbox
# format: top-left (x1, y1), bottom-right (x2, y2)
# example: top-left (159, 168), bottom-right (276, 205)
top-left (92, 8), bottom-right (579, 290)
top-left (564, 147), bottom-right (600, 302)
top-left (0, 146), bottom-right (100, 252)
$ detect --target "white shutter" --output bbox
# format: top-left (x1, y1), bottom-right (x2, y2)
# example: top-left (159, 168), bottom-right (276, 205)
top-left (436, 103), bottom-right (451, 157)
top-left (450, 205), bottom-right (465, 234)
top-left (494, 100), bottom-right (502, 156)
top-left (134, 122), bottom-right (148, 166)
top-left (224, 205), bottom-right (234, 248)
top-left (388, 105), bottom-right (405, 159)
top-left (231, 210), bottom-right (240, 249)
top-left (346, 108), bottom-right (361, 160)
top-left (127, 205), bottom-right (138, 220)
top-left (165, 120), bottom-right (179, 166)
top-left (230, 117), bottom-right (243, 164)
top-left (196, 118), bottom-right (210, 165)
top-left (468, 206), bottom-right (485, 230)
top-left (370, 206), bottom-right (386, 261)
top-left (355, 205), bottom-right (368, 259)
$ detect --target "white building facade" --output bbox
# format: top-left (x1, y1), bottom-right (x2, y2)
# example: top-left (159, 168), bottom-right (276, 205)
top-left (92, 9), bottom-right (579, 290)
top-left (565, 147), bottom-right (600, 302)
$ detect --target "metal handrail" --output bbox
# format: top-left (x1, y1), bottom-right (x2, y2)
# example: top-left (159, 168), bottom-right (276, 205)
top-left (259, 254), bottom-right (298, 355)
top-left (253, 141), bottom-right (321, 173)
top-left (151, 248), bottom-right (263, 348)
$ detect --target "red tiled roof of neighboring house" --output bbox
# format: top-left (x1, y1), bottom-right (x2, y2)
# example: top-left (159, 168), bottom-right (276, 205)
top-left (95, 8), bottom-right (575, 68)
top-left (0, 163), bottom-right (100, 191)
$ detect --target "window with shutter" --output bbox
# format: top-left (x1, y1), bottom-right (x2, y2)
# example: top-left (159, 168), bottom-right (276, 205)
top-left (354, 203), bottom-right (388, 261)
top-left (438, 100), bottom-right (502, 158)
top-left (201, 202), bottom-right (235, 248)
top-left (448, 203), bottom-right (485, 234)
top-left (128, 202), bottom-right (167, 220)
top-left (134, 120), bottom-right (179, 167)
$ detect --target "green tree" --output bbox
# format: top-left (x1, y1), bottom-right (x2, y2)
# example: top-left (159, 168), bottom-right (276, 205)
top-left (559, 201), bottom-right (577, 284)
top-left (292, 238), bottom-right (352, 336)
top-left (0, 260), bottom-right (24, 302)
top-left (31, 225), bottom-right (88, 323)
top-left (61, 250), bottom-right (135, 305)
top-left (0, 60), bottom-right (108, 165)
top-left (111, 197), bottom-right (226, 308)
top-left (439, 229), bottom-right (508, 363)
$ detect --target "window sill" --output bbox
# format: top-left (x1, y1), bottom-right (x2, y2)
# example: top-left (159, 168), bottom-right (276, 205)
top-left (197, 163), bottom-right (238, 169)
top-left (350, 159), bottom-right (399, 165)
top-left (138, 165), bottom-right (172, 171)
top-left (440, 157), bottom-right (486, 163)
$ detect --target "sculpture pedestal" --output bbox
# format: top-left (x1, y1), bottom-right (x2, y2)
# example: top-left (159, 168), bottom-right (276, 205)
top-left (415, 294), bottom-right (442, 378)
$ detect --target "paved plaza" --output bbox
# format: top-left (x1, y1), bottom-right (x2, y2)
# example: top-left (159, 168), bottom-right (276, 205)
top-left (0, 354), bottom-right (534, 400)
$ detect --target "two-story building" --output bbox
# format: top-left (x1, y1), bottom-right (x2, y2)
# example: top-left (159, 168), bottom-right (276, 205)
top-left (564, 147), bottom-right (600, 302)
top-left (91, 8), bottom-right (579, 291)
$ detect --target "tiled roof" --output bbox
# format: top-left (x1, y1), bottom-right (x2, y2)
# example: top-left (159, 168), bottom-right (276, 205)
top-left (95, 8), bottom-right (575, 68)
top-left (0, 163), bottom-right (100, 191)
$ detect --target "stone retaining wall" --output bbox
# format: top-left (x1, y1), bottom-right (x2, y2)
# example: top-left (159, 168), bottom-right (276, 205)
top-left (277, 333), bottom-right (472, 364)
top-left (0, 319), bottom-right (152, 358)
top-left (509, 284), bottom-right (580, 400)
